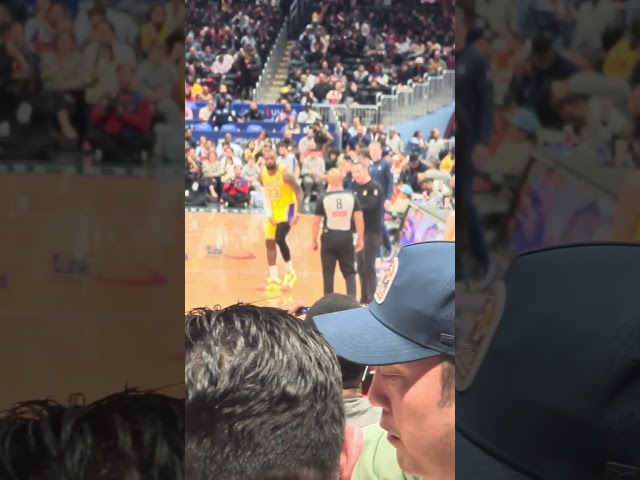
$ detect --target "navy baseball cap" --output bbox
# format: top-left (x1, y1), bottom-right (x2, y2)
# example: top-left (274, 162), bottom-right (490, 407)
top-left (457, 244), bottom-right (640, 479)
top-left (313, 241), bottom-right (454, 365)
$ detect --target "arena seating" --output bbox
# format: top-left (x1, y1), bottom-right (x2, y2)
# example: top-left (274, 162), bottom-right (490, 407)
top-left (185, 0), bottom-right (284, 101)
top-left (0, 0), bottom-right (183, 164)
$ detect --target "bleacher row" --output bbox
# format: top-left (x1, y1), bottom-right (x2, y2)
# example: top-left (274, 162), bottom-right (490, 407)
top-left (185, 101), bottom-right (339, 145)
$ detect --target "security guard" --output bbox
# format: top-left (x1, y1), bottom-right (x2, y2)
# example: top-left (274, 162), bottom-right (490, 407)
top-left (312, 169), bottom-right (365, 299)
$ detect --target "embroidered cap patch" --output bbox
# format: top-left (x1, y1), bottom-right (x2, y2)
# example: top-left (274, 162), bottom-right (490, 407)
top-left (375, 257), bottom-right (399, 304)
top-left (456, 281), bottom-right (506, 391)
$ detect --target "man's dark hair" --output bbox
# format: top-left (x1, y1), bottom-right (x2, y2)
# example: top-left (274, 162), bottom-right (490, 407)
top-left (185, 304), bottom-right (344, 480)
top-left (0, 389), bottom-right (184, 479)
top-left (306, 294), bottom-right (366, 388)
top-left (185, 306), bottom-right (219, 350)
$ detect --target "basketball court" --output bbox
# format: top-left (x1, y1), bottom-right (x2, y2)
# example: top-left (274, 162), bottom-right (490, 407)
top-left (185, 210), bottom-right (350, 310)
top-left (0, 174), bottom-right (184, 408)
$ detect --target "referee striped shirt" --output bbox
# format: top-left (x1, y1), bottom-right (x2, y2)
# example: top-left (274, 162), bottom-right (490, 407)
top-left (315, 190), bottom-right (362, 232)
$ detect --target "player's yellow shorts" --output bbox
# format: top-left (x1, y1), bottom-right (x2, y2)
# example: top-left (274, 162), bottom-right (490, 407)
top-left (265, 205), bottom-right (295, 239)
top-left (265, 220), bottom-right (279, 240)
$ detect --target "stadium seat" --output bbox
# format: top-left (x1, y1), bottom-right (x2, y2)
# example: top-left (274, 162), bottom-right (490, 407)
top-left (193, 123), bottom-right (213, 132)
top-left (220, 124), bottom-right (238, 133)
top-left (246, 124), bottom-right (264, 133)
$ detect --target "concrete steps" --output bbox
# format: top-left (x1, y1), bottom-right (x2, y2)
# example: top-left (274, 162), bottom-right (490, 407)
top-left (260, 40), bottom-right (296, 103)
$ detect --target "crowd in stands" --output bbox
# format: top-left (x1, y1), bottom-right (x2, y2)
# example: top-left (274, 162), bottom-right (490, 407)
top-left (283, 0), bottom-right (455, 105)
top-left (455, 0), bottom-right (640, 285)
top-left (0, 0), bottom-right (184, 164)
top-left (185, 0), bottom-right (456, 217)
top-left (184, 0), bottom-right (283, 103)
top-left (185, 112), bottom-right (455, 216)
top-left (467, 0), bottom-right (640, 173)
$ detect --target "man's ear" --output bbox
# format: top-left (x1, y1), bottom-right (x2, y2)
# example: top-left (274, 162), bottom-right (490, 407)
top-left (339, 423), bottom-right (364, 480)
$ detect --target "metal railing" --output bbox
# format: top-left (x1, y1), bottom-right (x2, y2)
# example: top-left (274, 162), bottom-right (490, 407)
top-left (287, 0), bottom-right (314, 38)
top-left (253, 21), bottom-right (289, 102)
top-left (306, 70), bottom-right (454, 139)
top-left (377, 70), bottom-right (454, 127)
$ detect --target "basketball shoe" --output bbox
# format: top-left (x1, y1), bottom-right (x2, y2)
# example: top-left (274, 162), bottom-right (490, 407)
top-left (283, 271), bottom-right (297, 289)
top-left (257, 277), bottom-right (289, 291)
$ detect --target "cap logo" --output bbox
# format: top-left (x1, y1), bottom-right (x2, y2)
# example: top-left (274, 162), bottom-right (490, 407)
top-left (456, 281), bottom-right (506, 391)
top-left (374, 257), bottom-right (398, 305)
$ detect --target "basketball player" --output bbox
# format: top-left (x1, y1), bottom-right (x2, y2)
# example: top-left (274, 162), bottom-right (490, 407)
top-left (312, 168), bottom-right (365, 299)
top-left (258, 150), bottom-right (304, 291)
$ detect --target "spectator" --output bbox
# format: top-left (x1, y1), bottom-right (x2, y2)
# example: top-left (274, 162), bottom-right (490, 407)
top-left (185, 305), bottom-right (361, 480)
top-left (0, 390), bottom-right (184, 479)
top-left (222, 164), bottom-right (251, 207)
top-left (277, 141), bottom-right (300, 179)
top-left (408, 130), bottom-right (426, 157)
top-left (296, 127), bottom-right (312, 152)
top-left (208, 97), bottom-right (237, 129)
top-left (139, 4), bottom-right (172, 55)
top-left (82, 19), bottom-right (135, 69)
top-left (348, 125), bottom-right (371, 150)
top-left (508, 32), bottom-right (578, 129)
top-left (198, 100), bottom-right (215, 122)
top-left (88, 63), bottom-right (153, 162)
top-left (306, 294), bottom-right (382, 428)
top-left (387, 126), bottom-right (404, 153)
top-left (242, 155), bottom-right (261, 191)
top-left (301, 143), bottom-right (326, 202)
top-left (135, 42), bottom-right (179, 123)
top-left (297, 103), bottom-right (320, 124)
top-left (400, 153), bottom-right (429, 193)
top-left (425, 128), bottom-right (446, 167)
top-left (243, 101), bottom-right (264, 120)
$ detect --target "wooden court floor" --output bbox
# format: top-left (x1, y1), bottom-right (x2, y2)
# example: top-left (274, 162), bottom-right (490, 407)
top-left (0, 175), bottom-right (184, 409)
top-left (185, 212), bottom-right (351, 311)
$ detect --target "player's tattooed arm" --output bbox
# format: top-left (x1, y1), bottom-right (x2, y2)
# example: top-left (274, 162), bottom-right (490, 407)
top-left (283, 168), bottom-right (304, 209)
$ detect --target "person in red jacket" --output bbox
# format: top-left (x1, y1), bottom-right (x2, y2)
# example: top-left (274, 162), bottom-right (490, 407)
top-left (222, 164), bottom-right (251, 207)
top-left (87, 62), bottom-right (154, 163)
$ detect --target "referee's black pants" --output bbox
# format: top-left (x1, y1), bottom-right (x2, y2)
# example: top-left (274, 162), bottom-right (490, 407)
top-left (357, 232), bottom-right (381, 304)
top-left (321, 230), bottom-right (357, 299)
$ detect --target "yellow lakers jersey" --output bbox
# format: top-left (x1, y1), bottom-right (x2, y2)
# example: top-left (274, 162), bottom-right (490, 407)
top-left (261, 164), bottom-right (296, 215)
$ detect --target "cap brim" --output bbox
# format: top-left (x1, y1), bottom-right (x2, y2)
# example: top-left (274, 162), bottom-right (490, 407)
top-left (456, 430), bottom-right (533, 479)
top-left (313, 307), bottom-right (439, 366)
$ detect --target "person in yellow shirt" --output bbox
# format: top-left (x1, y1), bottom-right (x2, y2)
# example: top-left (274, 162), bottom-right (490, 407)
top-left (190, 80), bottom-right (203, 99)
top-left (603, 19), bottom-right (640, 81)
top-left (139, 5), bottom-right (173, 55)
top-left (439, 146), bottom-right (455, 174)
top-left (258, 151), bottom-right (304, 291)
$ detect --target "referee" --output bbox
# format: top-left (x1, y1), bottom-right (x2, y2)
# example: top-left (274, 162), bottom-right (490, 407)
top-left (312, 169), bottom-right (364, 299)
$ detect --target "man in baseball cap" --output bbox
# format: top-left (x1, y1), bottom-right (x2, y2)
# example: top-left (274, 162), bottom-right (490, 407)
top-left (456, 243), bottom-right (640, 479)
top-left (314, 241), bottom-right (455, 480)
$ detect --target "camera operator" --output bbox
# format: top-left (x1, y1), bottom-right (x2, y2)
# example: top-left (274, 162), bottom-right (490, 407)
top-left (222, 164), bottom-right (251, 207)
top-left (312, 120), bottom-right (334, 153)
top-left (88, 62), bottom-right (153, 163)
